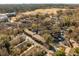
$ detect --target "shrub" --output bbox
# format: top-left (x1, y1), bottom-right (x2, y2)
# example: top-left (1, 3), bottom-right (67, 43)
top-left (0, 34), bottom-right (10, 42)
top-left (42, 33), bottom-right (53, 43)
top-left (55, 50), bottom-right (65, 56)
top-left (75, 47), bottom-right (79, 55)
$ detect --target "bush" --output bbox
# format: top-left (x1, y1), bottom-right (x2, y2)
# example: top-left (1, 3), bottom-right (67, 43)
top-left (42, 33), bottom-right (53, 43)
top-left (0, 34), bottom-right (10, 42)
top-left (75, 48), bottom-right (79, 55)
top-left (55, 50), bottom-right (65, 56)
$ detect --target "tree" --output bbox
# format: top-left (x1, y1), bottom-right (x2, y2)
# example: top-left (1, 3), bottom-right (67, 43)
top-left (57, 10), bottom-right (63, 20)
top-left (4, 40), bottom-right (10, 54)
